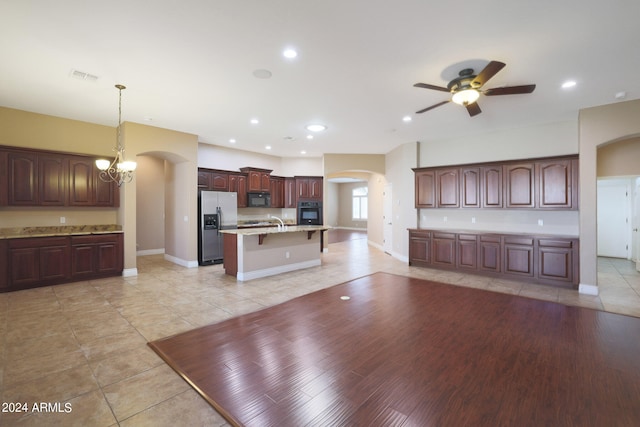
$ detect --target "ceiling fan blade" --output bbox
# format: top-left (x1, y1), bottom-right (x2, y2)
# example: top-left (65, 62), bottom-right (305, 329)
top-left (416, 100), bottom-right (450, 114)
top-left (484, 84), bottom-right (536, 96)
top-left (471, 61), bottom-right (506, 88)
top-left (466, 102), bottom-right (482, 117)
top-left (414, 82), bottom-right (450, 93)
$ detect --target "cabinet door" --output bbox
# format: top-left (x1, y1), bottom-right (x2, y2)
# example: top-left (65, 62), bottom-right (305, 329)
top-left (96, 241), bottom-right (121, 274)
top-left (39, 154), bottom-right (67, 206)
top-left (503, 236), bottom-right (534, 277)
top-left (479, 235), bottom-right (501, 272)
top-left (296, 178), bottom-right (309, 199)
top-left (39, 245), bottom-right (70, 281)
top-left (537, 239), bottom-right (574, 283)
top-left (457, 234), bottom-right (477, 269)
top-left (0, 240), bottom-right (7, 290)
top-left (504, 163), bottom-right (535, 208)
top-left (284, 178), bottom-right (296, 208)
top-left (247, 171), bottom-right (262, 192)
top-left (260, 173), bottom-right (271, 192)
top-left (409, 231), bottom-right (431, 265)
top-left (415, 170), bottom-right (435, 208)
top-left (229, 174), bottom-right (247, 207)
top-left (68, 157), bottom-right (94, 206)
top-left (9, 247), bottom-right (40, 286)
top-left (436, 168), bottom-right (459, 208)
top-left (8, 151), bottom-right (38, 205)
top-left (94, 172), bottom-right (119, 207)
top-left (197, 170), bottom-right (211, 189)
top-left (210, 172), bottom-right (229, 191)
top-left (537, 159), bottom-right (573, 209)
top-left (270, 177), bottom-right (285, 208)
top-left (71, 245), bottom-right (96, 277)
top-left (432, 232), bottom-right (456, 267)
top-left (460, 168), bottom-right (480, 208)
top-left (481, 166), bottom-right (503, 208)
top-left (308, 177), bottom-right (323, 199)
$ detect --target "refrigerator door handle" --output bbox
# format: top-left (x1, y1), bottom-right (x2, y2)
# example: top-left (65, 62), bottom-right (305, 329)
top-left (217, 207), bottom-right (222, 235)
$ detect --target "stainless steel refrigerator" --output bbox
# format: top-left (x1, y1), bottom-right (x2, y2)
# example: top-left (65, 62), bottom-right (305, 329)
top-left (198, 191), bottom-right (238, 265)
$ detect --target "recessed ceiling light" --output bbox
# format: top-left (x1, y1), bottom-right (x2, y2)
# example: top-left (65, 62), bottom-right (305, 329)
top-left (561, 80), bottom-right (577, 89)
top-left (306, 124), bottom-right (327, 132)
top-left (403, 115), bottom-right (412, 122)
top-left (250, 118), bottom-right (259, 125)
top-left (306, 135), bottom-right (314, 140)
top-left (252, 69), bottom-right (272, 79)
top-left (229, 139), bottom-right (236, 144)
top-left (265, 145), bottom-right (272, 150)
top-left (283, 48), bottom-right (298, 59)
top-left (340, 296), bottom-right (351, 300)
top-left (300, 150), bottom-right (307, 155)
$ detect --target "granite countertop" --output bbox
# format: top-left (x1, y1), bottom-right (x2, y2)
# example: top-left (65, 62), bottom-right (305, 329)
top-left (0, 224), bottom-right (123, 239)
top-left (237, 219), bottom-right (297, 228)
top-left (407, 228), bottom-right (579, 239)
top-left (221, 225), bottom-right (330, 236)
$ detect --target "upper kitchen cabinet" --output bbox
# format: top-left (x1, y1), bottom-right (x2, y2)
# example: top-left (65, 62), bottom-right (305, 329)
top-left (269, 176), bottom-right (285, 208)
top-left (295, 176), bottom-right (323, 201)
top-left (228, 173), bottom-right (247, 208)
top-left (504, 162), bottom-right (535, 208)
top-left (413, 155), bottom-right (578, 211)
top-left (241, 167), bottom-right (272, 192)
top-left (284, 178), bottom-right (296, 208)
top-left (197, 170), bottom-right (211, 189)
top-left (537, 158), bottom-right (578, 209)
top-left (0, 146), bottom-right (119, 208)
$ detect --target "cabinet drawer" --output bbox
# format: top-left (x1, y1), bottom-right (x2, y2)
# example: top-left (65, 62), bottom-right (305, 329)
top-left (503, 236), bottom-right (534, 246)
top-left (9, 236), bottom-right (69, 249)
top-left (432, 232), bottom-right (455, 240)
top-left (480, 234), bottom-right (501, 243)
top-left (71, 234), bottom-right (121, 245)
top-left (458, 234), bottom-right (477, 242)
top-left (409, 231), bottom-right (431, 239)
top-left (538, 239), bottom-right (574, 248)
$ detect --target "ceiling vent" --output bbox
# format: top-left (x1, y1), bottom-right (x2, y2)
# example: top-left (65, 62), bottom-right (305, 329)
top-left (70, 69), bottom-right (99, 82)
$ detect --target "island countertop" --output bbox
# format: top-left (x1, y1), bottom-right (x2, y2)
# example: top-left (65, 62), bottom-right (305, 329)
top-left (220, 225), bottom-right (330, 236)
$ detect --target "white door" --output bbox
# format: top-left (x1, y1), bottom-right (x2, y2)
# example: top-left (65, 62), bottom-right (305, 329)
top-left (635, 177), bottom-right (640, 271)
top-left (597, 179), bottom-right (630, 258)
top-left (383, 184), bottom-right (392, 254)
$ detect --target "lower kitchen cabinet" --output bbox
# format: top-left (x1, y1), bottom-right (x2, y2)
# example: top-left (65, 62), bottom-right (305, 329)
top-left (408, 229), bottom-right (579, 288)
top-left (2, 233), bottom-right (123, 292)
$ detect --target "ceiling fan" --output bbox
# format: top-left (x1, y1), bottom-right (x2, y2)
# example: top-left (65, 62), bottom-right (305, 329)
top-left (413, 61), bottom-right (536, 117)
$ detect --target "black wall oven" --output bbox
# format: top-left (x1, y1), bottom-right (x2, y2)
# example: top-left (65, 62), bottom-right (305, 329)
top-left (298, 200), bottom-right (322, 225)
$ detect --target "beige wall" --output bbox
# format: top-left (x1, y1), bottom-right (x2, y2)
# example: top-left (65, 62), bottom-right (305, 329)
top-left (323, 153), bottom-right (385, 176)
top-left (597, 137), bottom-right (640, 177)
top-left (579, 99), bottom-right (640, 291)
top-left (0, 107), bottom-right (118, 227)
top-left (336, 182), bottom-right (368, 229)
top-left (136, 155), bottom-right (165, 252)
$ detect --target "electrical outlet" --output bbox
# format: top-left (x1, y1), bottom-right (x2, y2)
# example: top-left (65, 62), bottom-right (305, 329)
top-left (285, 251), bottom-right (290, 259)
top-left (443, 216), bottom-right (448, 222)
top-left (471, 217), bottom-right (476, 223)
top-left (60, 216), bottom-right (66, 224)
top-left (538, 219), bottom-right (544, 226)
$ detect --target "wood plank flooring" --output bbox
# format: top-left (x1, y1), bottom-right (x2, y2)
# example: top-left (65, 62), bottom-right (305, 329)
top-left (148, 272), bottom-right (640, 427)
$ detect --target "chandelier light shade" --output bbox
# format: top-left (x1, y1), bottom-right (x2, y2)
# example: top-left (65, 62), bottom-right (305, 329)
top-left (96, 84), bottom-right (136, 186)
top-left (451, 88), bottom-right (480, 106)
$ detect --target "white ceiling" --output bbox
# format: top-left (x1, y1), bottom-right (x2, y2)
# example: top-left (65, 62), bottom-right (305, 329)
top-left (2, 1), bottom-right (639, 158)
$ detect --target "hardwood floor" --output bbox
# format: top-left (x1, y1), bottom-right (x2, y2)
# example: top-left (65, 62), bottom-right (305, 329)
top-left (327, 228), bottom-right (367, 244)
top-left (149, 272), bottom-right (640, 427)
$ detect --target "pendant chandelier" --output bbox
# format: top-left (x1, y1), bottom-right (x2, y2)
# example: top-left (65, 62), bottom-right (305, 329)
top-left (95, 84), bottom-right (136, 186)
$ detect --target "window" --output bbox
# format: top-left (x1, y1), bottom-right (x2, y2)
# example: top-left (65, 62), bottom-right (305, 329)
top-left (352, 186), bottom-right (368, 220)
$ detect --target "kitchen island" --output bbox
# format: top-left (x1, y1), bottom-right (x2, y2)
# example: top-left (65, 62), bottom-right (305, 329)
top-left (220, 225), bottom-right (330, 281)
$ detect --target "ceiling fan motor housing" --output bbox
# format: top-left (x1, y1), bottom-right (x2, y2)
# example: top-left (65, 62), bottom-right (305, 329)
top-left (447, 68), bottom-right (479, 93)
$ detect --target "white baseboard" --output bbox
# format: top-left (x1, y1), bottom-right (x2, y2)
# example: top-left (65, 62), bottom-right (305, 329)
top-left (122, 268), bottom-right (138, 277)
top-left (237, 259), bottom-right (321, 281)
top-left (164, 253), bottom-right (198, 268)
top-left (137, 248), bottom-right (164, 256)
top-left (578, 283), bottom-right (599, 295)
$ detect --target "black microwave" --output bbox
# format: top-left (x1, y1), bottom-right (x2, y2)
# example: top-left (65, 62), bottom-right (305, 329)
top-left (247, 192), bottom-right (271, 207)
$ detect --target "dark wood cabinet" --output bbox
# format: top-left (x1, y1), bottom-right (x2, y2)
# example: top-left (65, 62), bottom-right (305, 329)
top-left (241, 168), bottom-right (272, 192)
top-left (481, 166), bottom-right (503, 208)
top-left (504, 163), bottom-right (535, 208)
top-left (409, 230), bottom-right (431, 266)
top-left (537, 159), bottom-right (577, 209)
top-left (197, 170), bottom-right (211, 189)
top-left (413, 155), bottom-right (577, 211)
top-left (457, 234), bottom-right (478, 270)
top-left (460, 168), bottom-right (480, 208)
top-left (408, 229), bottom-right (578, 288)
top-left (228, 173), bottom-right (247, 208)
top-left (8, 237), bottom-right (71, 288)
top-left (2, 233), bottom-right (123, 292)
top-left (7, 151), bottom-right (38, 205)
top-left (502, 236), bottom-right (535, 278)
top-left (210, 171), bottom-right (229, 191)
top-left (295, 176), bottom-right (323, 201)
top-left (415, 170), bottom-right (435, 208)
top-left (71, 234), bottom-right (123, 279)
top-left (284, 178), bottom-right (296, 208)
top-left (1, 147), bottom-right (119, 207)
top-left (436, 169), bottom-right (459, 208)
top-left (269, 177), bottom-right (285, 208)
top-left (479, 235), bottom-right (501, 273)
top-left (432, 232), bottom-right (456, 267)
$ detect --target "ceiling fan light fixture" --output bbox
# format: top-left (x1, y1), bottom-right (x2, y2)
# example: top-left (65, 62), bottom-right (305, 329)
top-left (452, 88), bottom-right (480, 106)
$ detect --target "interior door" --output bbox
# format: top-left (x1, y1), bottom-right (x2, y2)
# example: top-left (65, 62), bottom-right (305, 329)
top-left (597, 179), bottom-right (630, 258)
top-left (383, 184), bottom-right (392, 254)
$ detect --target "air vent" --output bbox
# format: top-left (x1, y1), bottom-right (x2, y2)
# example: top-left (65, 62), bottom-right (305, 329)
top-left (70, 69), bottom-right (99, 82)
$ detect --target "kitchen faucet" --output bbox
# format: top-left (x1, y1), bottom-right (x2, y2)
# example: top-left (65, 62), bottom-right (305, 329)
top-left (269, 214), bottom-right (285, 230)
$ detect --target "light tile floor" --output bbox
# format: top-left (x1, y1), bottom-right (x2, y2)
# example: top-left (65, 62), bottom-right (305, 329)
top-left (1, 238), bottom-right (639, 426)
